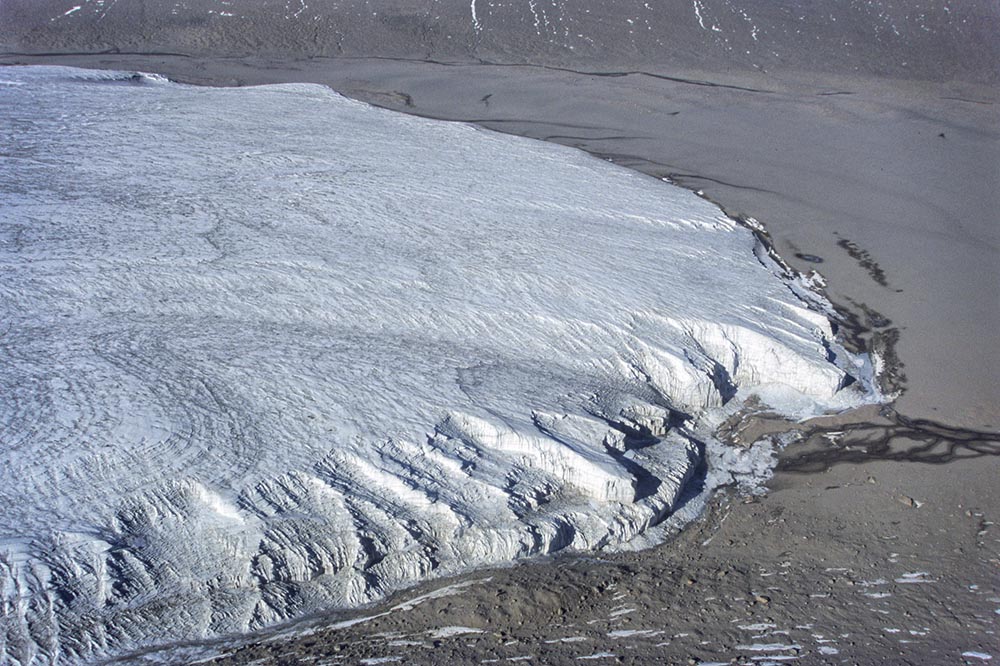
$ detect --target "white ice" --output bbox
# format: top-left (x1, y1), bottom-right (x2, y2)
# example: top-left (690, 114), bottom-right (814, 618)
top-left (607, 629), bottom-right (661, 638)
top-left (0, 66), bottom-right (876, 665)
top-left (429, 626), bottom-right (484, 638)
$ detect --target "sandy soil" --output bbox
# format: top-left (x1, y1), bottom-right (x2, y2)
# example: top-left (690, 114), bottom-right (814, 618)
top-left (2, 3), bottom-right (999, 663)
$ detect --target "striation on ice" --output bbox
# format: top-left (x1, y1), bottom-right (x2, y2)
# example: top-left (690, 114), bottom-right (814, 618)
top-left (0, 66), bottom-right (876, 664)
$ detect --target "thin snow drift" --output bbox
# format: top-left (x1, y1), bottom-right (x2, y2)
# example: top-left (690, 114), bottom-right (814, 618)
top-left (0, 66), bottom-right (873, 664)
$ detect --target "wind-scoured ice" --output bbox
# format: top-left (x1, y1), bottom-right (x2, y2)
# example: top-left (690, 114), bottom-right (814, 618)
top-left (0, 66), bottom-right (875, 664)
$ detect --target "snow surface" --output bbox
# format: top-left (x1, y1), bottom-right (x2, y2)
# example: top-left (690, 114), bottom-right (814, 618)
top-left (0, 66), bottom-right (876, 664)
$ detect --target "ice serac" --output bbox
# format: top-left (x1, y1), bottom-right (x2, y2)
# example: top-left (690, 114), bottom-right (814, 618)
top-left (0, 66), bottom-right (876, 665)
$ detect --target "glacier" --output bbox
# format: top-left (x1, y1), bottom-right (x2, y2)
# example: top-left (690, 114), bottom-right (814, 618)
top-left (0, 66), bottom-right (876, 665)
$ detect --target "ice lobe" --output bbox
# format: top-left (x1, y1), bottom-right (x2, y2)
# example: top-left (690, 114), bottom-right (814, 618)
top-left (0, 66), bottom-right (875, 664)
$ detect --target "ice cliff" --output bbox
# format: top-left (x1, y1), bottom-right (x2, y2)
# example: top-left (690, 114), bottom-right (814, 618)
top-left (0, 66), bottom-right (875, 664)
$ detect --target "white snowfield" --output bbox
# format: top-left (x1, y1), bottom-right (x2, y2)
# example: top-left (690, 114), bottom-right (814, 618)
top-left (0, 66), bottom-right (875, 664)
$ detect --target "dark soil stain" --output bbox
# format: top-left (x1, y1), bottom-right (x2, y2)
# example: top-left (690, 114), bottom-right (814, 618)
top-left (834, 234), bottom-right (890, 288)
top-left (778, 407), bottom-right (1000, 474)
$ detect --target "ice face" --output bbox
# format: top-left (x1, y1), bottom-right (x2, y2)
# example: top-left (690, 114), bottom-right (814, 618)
top-left (0, 66), bottom-right (873, 664)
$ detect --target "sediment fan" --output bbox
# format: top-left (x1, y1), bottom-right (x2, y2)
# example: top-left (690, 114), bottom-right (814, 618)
top-left (0, 66), bottom-right (875, 664)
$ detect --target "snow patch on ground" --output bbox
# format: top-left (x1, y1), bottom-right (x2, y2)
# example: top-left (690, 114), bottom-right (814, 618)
top-left (737, 643), bottom-right (803, 651)
top-left (607, 629), bottom-right (661, 638)
top-left (429, 626), bottom-right (484, 638)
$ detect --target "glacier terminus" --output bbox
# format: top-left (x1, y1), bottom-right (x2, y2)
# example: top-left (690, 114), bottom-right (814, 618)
top-left (0, 66), bottom-right (878, 665)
